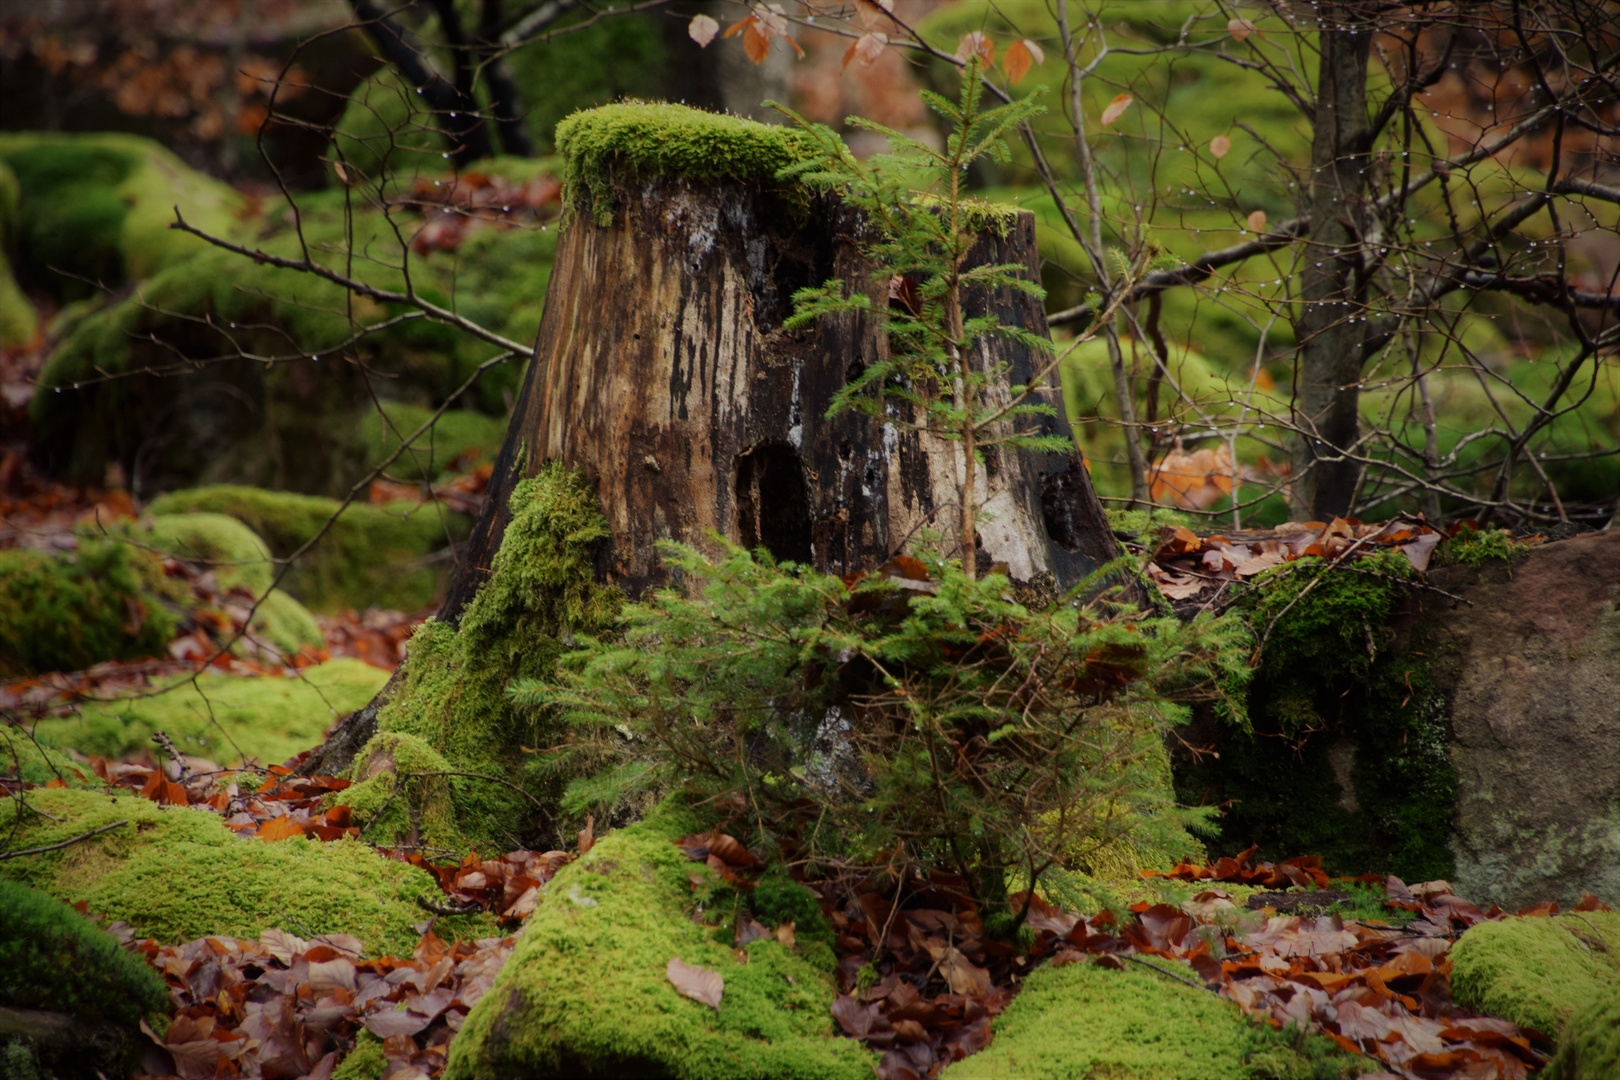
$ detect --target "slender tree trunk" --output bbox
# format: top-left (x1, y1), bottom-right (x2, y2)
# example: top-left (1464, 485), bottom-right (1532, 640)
top-left (1290, 5), bottom-right (1373, 521)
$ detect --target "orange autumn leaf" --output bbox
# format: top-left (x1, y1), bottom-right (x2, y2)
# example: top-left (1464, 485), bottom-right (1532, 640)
top-left (1210, 134), bottom-right (1232, 159)
top-left (1246, 209), bottom-right (1268, 232)
top-left (255, 817), bottom-right (306, 842)
top-left (1100, 93), bottom-right (1133, 126)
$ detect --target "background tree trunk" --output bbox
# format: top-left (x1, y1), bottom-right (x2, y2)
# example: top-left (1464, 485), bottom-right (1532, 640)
top-left (1290, 7), bottom-right (1373, 521)
top-left (442, 176), bottom-right (1120, 619)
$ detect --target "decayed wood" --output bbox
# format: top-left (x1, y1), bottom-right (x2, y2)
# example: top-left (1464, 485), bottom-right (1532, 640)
top-left (442, 177), bottom-right (1120, 614)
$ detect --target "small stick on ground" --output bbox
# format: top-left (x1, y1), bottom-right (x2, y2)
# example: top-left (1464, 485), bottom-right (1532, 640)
top-left (0, 820), bottom-right (129, 860)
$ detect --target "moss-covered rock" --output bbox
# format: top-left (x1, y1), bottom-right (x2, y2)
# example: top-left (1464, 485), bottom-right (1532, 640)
top-left (33, 657), bottom-right (388, 767)
top-left (0, 132), bottom-right (241, 300)
top-left (348, 465), bottom-right (621, 849)
top-left (0, 878), bottom-right (169, 1080)
top-left (0, 787), bottom-right (489, 956)
top-left (444, 800), bottom-right (878, 1080)
top-left (942, 960), bottom-right (1372, 1080)
top-left (0, 542), bottom-right (177, 679)
top-left (1449, 912), bottom-right (1620, 1039)
top-left (146, 485), bottom-right (468, 612)
top-left (356, 404), bottom-right (507, 483)
top-left (1548, 990), bottom-right (1620, 1080)
top-left (554, 102), bottom-right (816, 225)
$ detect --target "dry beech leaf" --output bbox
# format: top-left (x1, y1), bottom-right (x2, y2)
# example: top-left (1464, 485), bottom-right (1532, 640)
top-left (775, 921), bottom-right (796, 949)
top-left (255, 816), bottom-right (305, 842)
top-left (1246, 209), bottom-right (1268, 233)
top-left (1003, 40), bottom-right (1033, 84)
top-left (1210, 134), bottom-right (1232, 159)
top-left (844, 32), bottom-right (887, 70)
top-left (955, 31), bottom-right (994, 66)
top-left (743, 22), bottom-right (770, 64)
top-left (667, 956), bottom-right (724, 1009)
top-left (578, 813), bottom-right (595, 856)
top-left (1100, 93), bottom-right (1133, 126)
top-left (688, 14), bottom-right (719, 47)
top-left (1228, 17), bottom-right (1255, 42)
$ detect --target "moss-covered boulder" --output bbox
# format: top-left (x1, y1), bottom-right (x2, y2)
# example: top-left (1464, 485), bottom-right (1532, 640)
top-left (941, 960), bottom-right (1372, 1080)
top-left (444, 801), bottom-right (878, 1080)
top-left (341, 465), bottom-right (620, 850)
top-left (0, 541), bottom-right (178, 678)
top-left (0, 131), bottom-right (241, 300)
top-left (147, 485), bottom-right (470, 612)
top-left (1450, 911), bottom-right (1620, 1040)
top-left (33, 657), bottom-right (387, 767)
top-left (0, 878), bottom-right (169, 1080)
top-left (0, 786), bottom-right (488, 956)
top-left (1548, 991), bottom-right (1620, 1080)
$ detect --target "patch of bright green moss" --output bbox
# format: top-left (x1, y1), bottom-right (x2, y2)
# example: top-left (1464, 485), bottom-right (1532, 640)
top-left (1450, 912), bottom-right (1620, 1039)
top-left (1548, 988), bottom-right (1620, 1080)
top-left (332, 1032), bottom-right (388, 1080)
top-left (942, 960), bottom-right (1372, 1080)
top-left (33, 658), bottom-right (388, 767)
top-left (1436, 524), bottom-right (1532, 570)
top-left (339, 731), bottom-right (459, 850)
top-left (444, 800), bottom-right (877, 1080)
top-left (0, 787), bottom-right (491, 955)
top-left (0, 542), bottom-right (177, 678)
top-left (0, 159), bottom-right (36, 346)
top-left (356, 465), bottom-right (622, 848)
top-left (0, 132), bottom-right (241, 299)
top-left (554, 102), bottom-right (816, 225)
top-left (146, 486), bottom-right (467, 612)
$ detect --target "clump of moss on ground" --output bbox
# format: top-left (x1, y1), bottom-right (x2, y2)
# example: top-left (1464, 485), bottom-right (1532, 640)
top-left (0, 542), bottom-right (177, 678)
top-left (1548, 991), bottom-right (1620, 1080)
top-left (1450, 912), bottom-right (1620, 1039)
top-left (0, 787), bottom-right (491, 955)
top-left (345, 465), bottom-right (621, 849)
top-left (554, 102), bottom-right (817, 225)
top-left (0, 158), bottom-right (37, 347)
top-left (1436, 523), bottom-right (1533, 571)
top-left (147, 486), bottom-right (468, 612)
top-left (942, 960), bottom-right (1373, 1079)
top-left (1176, 552), bottom-right (1458, 881)
top-left (34, 658), bottom-right (387, 767)
top-left (0, 132), bottom-right (241, 300)
top-left (0, 878), bottom-right (169, 1080)
top-left (443, 799), bottom-right (877, 1080)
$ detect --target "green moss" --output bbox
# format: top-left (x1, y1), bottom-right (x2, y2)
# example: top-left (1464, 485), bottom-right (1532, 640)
top-left (1450, 912), bottom-right (1620, 1039)
top-left (0, 877), bottom-right (167, 1025)
top-left (443, 801), bottom-right (878, 1080)
top-left (1548, 988), bottom-right (1620, 1080)
top-left (332, 1032), bottom-right (388, 1080)
top-left (357, 465), bottom-right (622, 849)
top-left (0, 787), bottom-right (490, 956)
top-left (506, 11), bottom-right (668, 155)
top-left (33, 658), bottom-right (388, 767)
top-left (1436, 524), bottom-right (1532, 570)
top-left (943, 961), bottom-right (1372, 1079)
top-left (146, 486), bottom-right (467, 612)
top-left (0, 158), bottom-right (36, 346)
top-left (1177, 555), bottom-right (1458, 880)
top-left (0, 734), bottom-right (89, 789)
top-left (555, 102), bottom-right (817, 225)
top-left (0, 542), bottom-right (177, 678)
top-left (0, 132), bottom-right (241, 300)
top-left (341, 732), bottom-right (459, 850)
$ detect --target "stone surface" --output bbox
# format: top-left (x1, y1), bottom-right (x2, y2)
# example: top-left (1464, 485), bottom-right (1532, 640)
top-left (1416, 531), bottom-right (1620, 909)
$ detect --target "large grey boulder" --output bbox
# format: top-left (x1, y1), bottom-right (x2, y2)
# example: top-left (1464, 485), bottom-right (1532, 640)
top-left (1418, 530), bottom-right (1620, 908)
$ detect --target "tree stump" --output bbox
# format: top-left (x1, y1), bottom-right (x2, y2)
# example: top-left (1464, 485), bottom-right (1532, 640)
top-left (442, 104), bottom-right (1119, 617)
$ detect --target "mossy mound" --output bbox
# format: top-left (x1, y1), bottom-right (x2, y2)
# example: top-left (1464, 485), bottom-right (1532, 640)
top-left (33, 658), bottom-right (388, 767)
top-left (347, 464), bottom-right (620, 850)
top-left (0, 878), bottom-right (169, 1080)
top-left (0, 159), bottom-right (38, 348)
top-left (1548, 989), bottom-right (1620, 1080)
top-left (0, 786), bottom-right (489, 956)
top-left (146, 485), bottom-right (468, 612)
top-left (942, 960), bottom-right (1372, 1080)
top-left (0, 542), bottom-right (177, 678)
top-left (444, 801), bottom-right (878, 1080)
top-left (554, 102), bottom-right (817, 225)
top-left (1449, 912), bottom-right (1620, 1039)
top-left (0, 131), bottom-right (241, 300)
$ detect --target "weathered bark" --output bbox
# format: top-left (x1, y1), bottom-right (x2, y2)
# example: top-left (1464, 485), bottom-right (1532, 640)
top-left (443, 176), bottom-right (1120, 618)
top-left (1291, 6), bottom-right (1373, 521)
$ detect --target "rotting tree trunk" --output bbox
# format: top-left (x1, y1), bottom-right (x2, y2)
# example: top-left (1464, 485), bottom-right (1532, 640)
top-left (303, 170), bottom-right (1121, 777)
top-left (442, 180), bottom-right (1120, 617)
